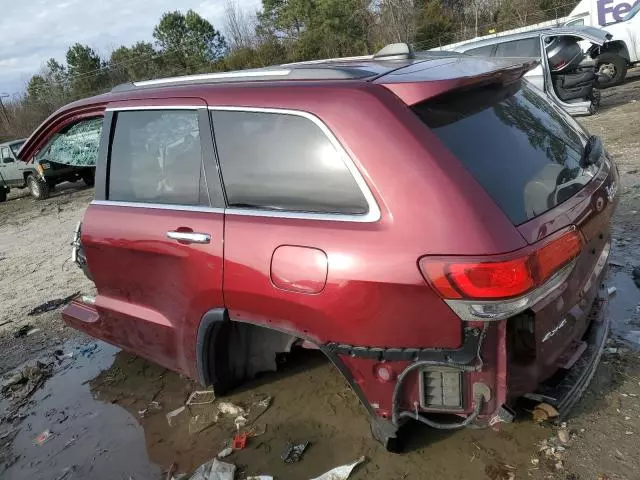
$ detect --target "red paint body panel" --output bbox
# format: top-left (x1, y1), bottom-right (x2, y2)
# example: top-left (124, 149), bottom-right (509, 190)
top-left (80, 204), bottom-right (224, 378)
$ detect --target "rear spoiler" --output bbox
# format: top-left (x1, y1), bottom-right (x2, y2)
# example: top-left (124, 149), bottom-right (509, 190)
top-left (374, 57), bottom-right (539, 106)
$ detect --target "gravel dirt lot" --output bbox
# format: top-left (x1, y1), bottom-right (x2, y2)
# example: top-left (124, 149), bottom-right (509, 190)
top-left (1, 72), bottom-right (640, 480)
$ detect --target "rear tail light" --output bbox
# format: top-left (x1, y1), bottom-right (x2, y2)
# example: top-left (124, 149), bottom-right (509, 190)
top-left (420, 229), bottom-right (583, 321)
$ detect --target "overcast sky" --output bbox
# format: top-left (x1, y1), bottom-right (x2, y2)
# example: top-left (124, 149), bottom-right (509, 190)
top-left (0, 0), bottom-right (261, 95)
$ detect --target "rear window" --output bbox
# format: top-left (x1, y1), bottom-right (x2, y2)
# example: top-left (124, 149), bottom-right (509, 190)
top-left (413, 81), bottom-right (595, 225)
top-left (212, 110), bottom-right (369, 215)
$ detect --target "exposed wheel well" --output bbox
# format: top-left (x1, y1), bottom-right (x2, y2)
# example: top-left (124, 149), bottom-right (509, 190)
top-left (196, 309), bottom-right (298, 391)
top-left (600, 41), bottom-right (631, 63)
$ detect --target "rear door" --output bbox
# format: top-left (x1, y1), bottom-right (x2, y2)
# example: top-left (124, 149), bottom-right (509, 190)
top-left (82, 99), bottom-right (226, 375)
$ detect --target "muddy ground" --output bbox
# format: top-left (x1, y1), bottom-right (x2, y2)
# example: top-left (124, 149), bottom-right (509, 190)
top-left (1, 72), bottom-right (640, 480)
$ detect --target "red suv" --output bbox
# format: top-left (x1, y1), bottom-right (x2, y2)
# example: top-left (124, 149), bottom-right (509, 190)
top-left (19, 44), bottom-right (618, 450)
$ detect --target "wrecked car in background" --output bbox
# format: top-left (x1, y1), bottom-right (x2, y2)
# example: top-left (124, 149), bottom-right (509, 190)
top-left (18, 118), bottom-right (100, 199)
top-left (436, 26), bottom-right (614, 115)
top-left (0, 138), bottom-right (36, 202)
top-left (18, 43), bottom-right (619, 450)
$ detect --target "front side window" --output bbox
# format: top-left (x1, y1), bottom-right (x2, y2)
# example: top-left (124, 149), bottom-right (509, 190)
top-left (211, 110), bottom-right (369, 215)
top-left (494, 38), bottom-right (541, 58)
top-left (36, 118), bottom-right (102, 166)
top-left (108, 110), bottom-right (208, 206)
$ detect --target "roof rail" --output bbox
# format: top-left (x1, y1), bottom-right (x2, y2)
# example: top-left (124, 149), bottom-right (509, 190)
top-left (133, 69), bottom-right (292, 87)
top-left (373, 43), bottom-right (414, 60)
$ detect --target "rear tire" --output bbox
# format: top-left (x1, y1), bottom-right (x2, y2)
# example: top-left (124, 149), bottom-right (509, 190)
top-left (0, 187), bottom-right (7, 203)
top-left (27, 174), bottom-right (50, 200)
top-left (595, 53), bottom-right (627, 88)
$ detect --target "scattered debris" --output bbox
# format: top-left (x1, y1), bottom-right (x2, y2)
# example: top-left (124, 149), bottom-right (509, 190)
top-left (76, 343), bottom-right (99, 357)
top-left (13, 324), bottom-right (33, 338)
top-left (234, 415), bottom-right (248, 431)
top-left (217, 447), bottom-right (233, 459)
top-left (232, 432), bottom-right (248, 450)
top-left (139, 401), bottom-right (162, 418)
top-left (531, 458), bottom-right (540, 466)
top-left (218, 402), bottom-right (245, 416)
top-left (27, 292), bottom-right (79, 316)
top-left (34, 429), bottom-right (54, 445)
top-left (2, 361), bottom-right (53, 411)
top-left (558, 426), bottom-right (570, 444)
top-left (166, 406), bottom-right (187, 427)
top-left (186, 390), bottom-right (215, 406)
top-left (0, 319), bottom-right (13, 328)
top-left (310, 456), bottom-right (366, 480)
top-left (532, 402), bottom-right (559, 422)
top-left (282, 441), bottom-right (309, 464)
top-left (607, 286), bottom-right (617, 296)
top-left (555, 460), bottom-right (564, 470)
top-left (188, 411), bottom-right (219, 434)
top-left (188, 458), bottom-right (235, 480)
top-left (246, 477), bottom-right (273, 480)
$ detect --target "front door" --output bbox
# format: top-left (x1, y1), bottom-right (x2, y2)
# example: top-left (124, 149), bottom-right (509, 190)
top-left (82, 101), bottom-right (226, 376)
top-left (0, 146), bottom-right (21, 186)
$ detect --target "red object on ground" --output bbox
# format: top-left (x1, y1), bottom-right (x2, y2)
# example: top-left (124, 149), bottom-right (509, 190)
top-left (232, 433), bottom-right (247, 450)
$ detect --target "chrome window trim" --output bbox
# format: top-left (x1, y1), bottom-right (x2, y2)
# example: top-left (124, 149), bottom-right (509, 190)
top-left (209, 105), bottom-right (381, 223)
top-left (106, 106), bottom-right (205, 111)
top-left (92, 200), bottom-right (225, 214)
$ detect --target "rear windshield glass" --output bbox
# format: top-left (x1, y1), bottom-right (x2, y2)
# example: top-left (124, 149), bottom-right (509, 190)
top-left (413, 81), bottom-right (596, 225)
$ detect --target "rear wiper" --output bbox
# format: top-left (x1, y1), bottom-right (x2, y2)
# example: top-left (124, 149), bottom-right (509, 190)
top-left (580, 135), bottom-right (603, 168)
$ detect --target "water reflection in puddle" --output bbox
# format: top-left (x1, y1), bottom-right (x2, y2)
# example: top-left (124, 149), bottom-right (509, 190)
top-left (2, 342), bottom-right (161, 480)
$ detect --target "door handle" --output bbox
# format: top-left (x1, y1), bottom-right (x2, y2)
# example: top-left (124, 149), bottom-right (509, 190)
top-left (166, 231), bottom-right (211, 244)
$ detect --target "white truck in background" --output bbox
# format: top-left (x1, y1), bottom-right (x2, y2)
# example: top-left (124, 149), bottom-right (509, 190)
top-left (565, 0), bottom-right (640, 86)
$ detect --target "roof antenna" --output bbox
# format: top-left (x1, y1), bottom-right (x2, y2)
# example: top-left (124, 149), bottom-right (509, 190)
top-left (373, 43), bottom-right (415, 60)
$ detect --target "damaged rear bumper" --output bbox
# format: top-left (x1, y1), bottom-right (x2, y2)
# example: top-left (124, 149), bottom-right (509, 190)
top-left (524, 294), bottom-right (609, 420)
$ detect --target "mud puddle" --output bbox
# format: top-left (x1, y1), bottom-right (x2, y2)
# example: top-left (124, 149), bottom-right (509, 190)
top-left (2, 338), bottom-right (563, 480)
top-left (1, 341), bottom-right (161, 480)
top-left (606, 246), bottom-right (640, 347)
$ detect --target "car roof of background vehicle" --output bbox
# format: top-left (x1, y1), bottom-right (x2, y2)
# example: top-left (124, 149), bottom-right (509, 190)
top-left (17, 43), bottom-right (536, 161)
top-left (455, 25), bottom-right (611, 52)
top-left (0, 139), bottom-right (27, 148)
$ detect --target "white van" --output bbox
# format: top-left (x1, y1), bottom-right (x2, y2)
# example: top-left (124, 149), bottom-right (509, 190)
top-left (564, 0), bottom-right (638, 85)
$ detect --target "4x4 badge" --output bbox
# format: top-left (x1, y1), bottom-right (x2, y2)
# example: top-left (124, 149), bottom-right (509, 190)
top-left (542, 318), bottom-right (567, 343)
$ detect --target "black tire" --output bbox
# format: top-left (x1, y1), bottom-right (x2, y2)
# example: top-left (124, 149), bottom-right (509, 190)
top-left (0, 187), bottom-right (7, 203)
top-left (595, 53), bottom-right (627, 88)
top-left (82, 170), bottom-right (95, 187)
top-left (27, 174), bottom-right (50, 200)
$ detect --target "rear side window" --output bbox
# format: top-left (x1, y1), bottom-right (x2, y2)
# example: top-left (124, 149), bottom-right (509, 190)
top-left (211, 110), bottom-right (369, 215)
top-left (494, 38), bottom-right (541, 57)
top-left (413, 81), bottom-right (593, 225)
top-left (108, 110), bottom-right (208, 206)
top-left (464, 45), bottom-right (495, 56)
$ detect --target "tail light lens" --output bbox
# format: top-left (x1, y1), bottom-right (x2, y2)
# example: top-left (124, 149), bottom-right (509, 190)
top-left (420, 229), bottom-right (583, 321)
